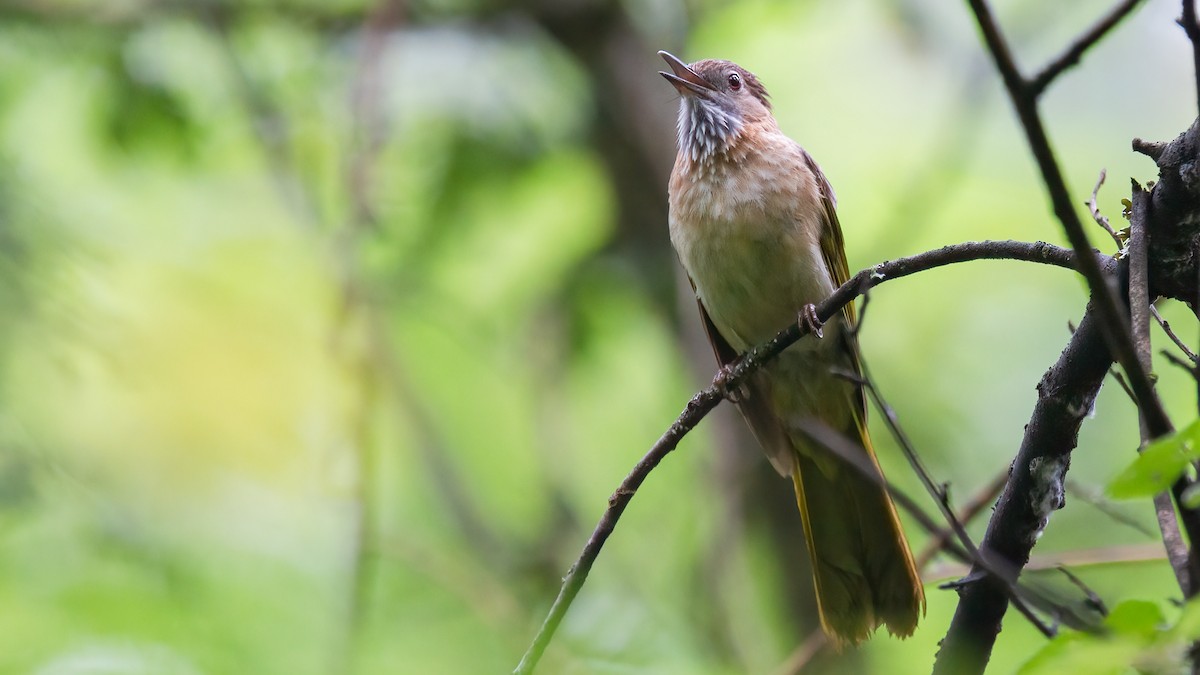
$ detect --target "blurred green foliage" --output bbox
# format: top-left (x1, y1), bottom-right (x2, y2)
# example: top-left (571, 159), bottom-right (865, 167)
top-left (1, 0), bottom-right (1200, 673)
top-left (1109, 420), bottom-right (1200, 500)
top-left (1020, 598), bottom-right (1200, 675)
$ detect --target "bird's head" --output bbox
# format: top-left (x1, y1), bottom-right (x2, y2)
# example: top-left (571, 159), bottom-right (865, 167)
top-left (658, 51), bottom-right (773, 163)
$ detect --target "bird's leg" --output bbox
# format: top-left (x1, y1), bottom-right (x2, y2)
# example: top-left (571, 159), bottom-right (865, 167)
top-left (713, 358), bottom-right (750, 403)
top-left (798, 303), bottom-right (824, 339)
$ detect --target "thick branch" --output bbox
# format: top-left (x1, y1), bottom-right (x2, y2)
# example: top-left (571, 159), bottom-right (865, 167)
top-left (513, 240), bottom-right (1090, 674)
top-left (942, 5), bottom-right (1196, 670)
top-left (933, 292), bottom-right (1114, 675)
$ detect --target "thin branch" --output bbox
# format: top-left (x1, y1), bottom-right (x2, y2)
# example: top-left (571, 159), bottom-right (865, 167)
top-left (795, 420), bottom-right (1055, 639)
top-left (1158, 490), bottom-right (1195, 596)
top-left (928, 543), bottom-right (1168, 579)
top-left (966, 0), bottom-right (1170, 438)
top-left (1109, 366), bottom-right (1138, 402)
top-left (1028, 0), bottom-right (1147, 96)
top-left (1132, 184), bottom-right (1200, 595)
top-left (203, 10), bottom-right (321, 230)
top-left (1180, 0), bottom-right (1200, 117)
top-left (1162, 344), bottom-right (1200, 603)
top-left (1153, 304), bottom-right (1198, 362)
top-left (916, 471), bottom-right (1010, 569)
top-left (1130, 181), bottom-right (1154, 381)
top-left (833, 358), bottom-right (988, 587)
top-left (1131, 182), bottom-right (1194, 596)
top-left (776, 469), bottom-right (1008, 675)
top-left (1165, 349), bottom-right (1200, 374)
top-left (846, 372), bottom-right (1071, 637)
top-left (793, 421), bottom-right (972, 567)
top-left (1057, 566), bottom-right (1108, 617)
top-left (1133, 137), bottom-right (1170, 161)
top-left (1087, 169), bottom-right (1126, 250)
top-left (513, 239), bottom-right (1087, 674)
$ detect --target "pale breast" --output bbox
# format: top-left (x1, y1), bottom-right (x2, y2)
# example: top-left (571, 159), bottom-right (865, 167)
top-left (668, 135), bottom-right (837, 353)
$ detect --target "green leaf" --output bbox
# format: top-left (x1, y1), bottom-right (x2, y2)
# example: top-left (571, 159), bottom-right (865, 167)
top-left (1108, 420), bottom-right (1200, 499)
top-left (1104, 599), bottom-right (1166, 638)
top-left (1184, 482), bottom-right (1200, 509)
top-left (1017, 633), bottom-right (1141, 675)
top-left (1019, 601), bottom-right (1167, 675)
top-left (1168, 597), bottom-right (1200, 641)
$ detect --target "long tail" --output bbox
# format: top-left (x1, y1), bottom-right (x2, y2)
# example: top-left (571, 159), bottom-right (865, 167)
top-left (789, 424), bottom-right (924, 646)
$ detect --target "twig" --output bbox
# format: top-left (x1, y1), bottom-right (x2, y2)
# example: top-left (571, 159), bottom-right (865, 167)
top-left (1180, 0), bottom-right (1200, 117)
top-left (832, 364), bottom-right (1067, 637)
top-left (793, 422), bottom-right (969, 567)
top-left (513, 240), bottom-right (1087, 674)
top-left (1028, 0), bottom-right (1148, 96)
top-left (1057, 566), bottom-right (1109, 616)
top-left (776, 469), bottom-right (1008, 675)
top-left (1087, 169), bottom-right (1126, 249)
top-left (1129, 182), bottom-right (1193, 597)
top-left (838, 359), bottom-right (984, 582)
top-left (849, 360), bottom-right (1062, 637)
top-left (1109, 367), bottom-right (1138, 403)
top-left (1165, 349), bottom-right (1200, 374)
top-left (1133, 137), bottom-right (1170, 161)
top-left (1153, 305), bottom-right (1198, 362)
top-left (927, 542), bottom-right (1168, 579)
top-left (796, 420), bottom-right (1055, 639)
top-left (916, 470), bottom-right (1010, 569)
top-left (1130, 181), bottom-right (1154, 382)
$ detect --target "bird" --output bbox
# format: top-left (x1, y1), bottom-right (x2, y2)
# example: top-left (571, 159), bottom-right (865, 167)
top-left (658, 50), bottom-right (924, 645)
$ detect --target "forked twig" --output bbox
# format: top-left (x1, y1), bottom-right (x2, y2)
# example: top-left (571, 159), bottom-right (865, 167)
top-left (794, 420), bottom-right (1055, 639)
top-left (775, 470), bottom-right (1008, 675)
top-left (1028, 0), bottom-right (1148, 96)
top-left (1152, 305), bottom-right (1199, 362)
top-left (1087, 169), bottom-right (1126, 249)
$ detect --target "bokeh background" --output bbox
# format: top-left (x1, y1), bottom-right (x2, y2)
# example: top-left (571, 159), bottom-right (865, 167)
top-left (2, 0), bottom-right (1199, 673)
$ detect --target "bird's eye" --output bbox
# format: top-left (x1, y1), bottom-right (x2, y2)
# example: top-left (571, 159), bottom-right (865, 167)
top-left (728, 72), bottom-right (742, 90)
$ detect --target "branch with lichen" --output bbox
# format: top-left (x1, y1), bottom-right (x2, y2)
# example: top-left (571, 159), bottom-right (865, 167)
top-left (937, 1), bottom-right (1200, 672)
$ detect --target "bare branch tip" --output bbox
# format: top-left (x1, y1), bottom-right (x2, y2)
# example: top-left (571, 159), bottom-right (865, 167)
top-left (1132, 137), bottom-right (1167, 161)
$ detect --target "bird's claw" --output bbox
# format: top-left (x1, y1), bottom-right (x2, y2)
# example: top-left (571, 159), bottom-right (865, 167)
top-left (798, 303), bottom-right (824, 339)
top-left (714, 363), bottom-right (749, 403)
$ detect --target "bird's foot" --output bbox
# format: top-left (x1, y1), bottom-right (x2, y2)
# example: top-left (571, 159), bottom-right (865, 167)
top-left (798, 303), bottom-right (824, 339)
top-left (713, 361), bottom-right (749, 403)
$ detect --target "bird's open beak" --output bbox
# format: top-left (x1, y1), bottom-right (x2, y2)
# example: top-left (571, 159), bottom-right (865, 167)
top-left (658, 51), bottom-right (713, 97)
